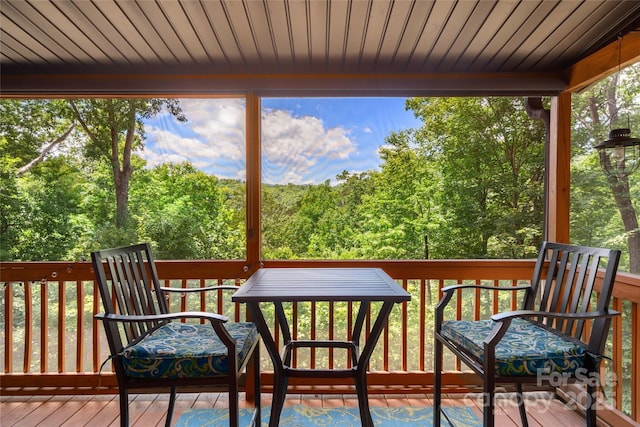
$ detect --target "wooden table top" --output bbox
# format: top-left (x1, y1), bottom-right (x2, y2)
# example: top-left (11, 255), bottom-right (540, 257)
top-left (232, 267), bottom-right (411, 303)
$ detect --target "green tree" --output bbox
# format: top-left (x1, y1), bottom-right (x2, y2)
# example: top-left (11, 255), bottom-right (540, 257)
top-left (288, 181), bottom-right (336, 256)
top-left (69, 99), bottom-right (185, 230)
top-left (0, 100), bottom-right (78, 260)
top-left (405, 97), bottom-right (545, 258)
top-left (354, 131), bottom-right (433, 259)
top-left (130, 162), bottom-right (241, 259)
top-left (261, 183), bottom-right (308, 259)
top-left (7, 157), bottom-right (88, 261)
top-left (571, 64), bottom-right (640, 273)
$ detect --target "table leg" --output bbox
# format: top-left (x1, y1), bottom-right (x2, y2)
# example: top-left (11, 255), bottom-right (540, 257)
top-left (352, 301), bottom-right (369, 345)
top-left (353, 301), bottom-right (396, 427)
top-left (247, 302), bottom-right (288, 427)
top-left (270, 302), bottom-right (291, 427)
top-left (355, 366), bottom-right (374, 427)
top-left (274, 302), bottom-right (292, 365)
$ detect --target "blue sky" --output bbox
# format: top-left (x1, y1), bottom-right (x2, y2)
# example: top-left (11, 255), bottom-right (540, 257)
top-left (142, 97), bottom-right (422, 185)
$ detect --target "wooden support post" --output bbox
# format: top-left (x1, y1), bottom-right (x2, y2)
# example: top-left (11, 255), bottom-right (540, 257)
top-left (245, 92), bottom-right (261, 402)
top-left (547, 93), bottom-right (571, 243)
top-left (246, 92), bottom-right (261, 274)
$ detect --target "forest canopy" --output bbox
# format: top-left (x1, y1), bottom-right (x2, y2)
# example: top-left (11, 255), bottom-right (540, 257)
top-left (1, 64), bottom-right (638, 271)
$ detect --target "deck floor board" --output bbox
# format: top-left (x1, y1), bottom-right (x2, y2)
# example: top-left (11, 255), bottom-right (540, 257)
top-left (0, 392), bottom-right (587, 426)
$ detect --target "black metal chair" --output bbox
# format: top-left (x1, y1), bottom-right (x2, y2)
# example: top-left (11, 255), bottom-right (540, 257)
top-left (92, 243), bottom-right (260, 427)
top-left (434, 241), bottom-right (620, 427)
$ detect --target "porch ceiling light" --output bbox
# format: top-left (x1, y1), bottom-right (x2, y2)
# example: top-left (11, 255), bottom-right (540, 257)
top-left (594, 33), bottom-right (640, 180)
top-left (595, 128), bottom-right (640, 179)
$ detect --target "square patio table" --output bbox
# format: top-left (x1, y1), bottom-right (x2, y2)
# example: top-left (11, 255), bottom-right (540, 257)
top-left (232, 267), bottom-right (411, 427)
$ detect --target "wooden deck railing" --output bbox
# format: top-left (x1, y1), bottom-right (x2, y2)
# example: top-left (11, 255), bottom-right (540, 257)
top-left (1, 259), bottom-right (639, 423)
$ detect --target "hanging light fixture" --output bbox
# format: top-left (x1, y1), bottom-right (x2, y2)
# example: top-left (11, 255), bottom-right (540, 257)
top-left (595, 127), bottom-right (640, 178)
top-left (594, 34), bottom-right (640, 179)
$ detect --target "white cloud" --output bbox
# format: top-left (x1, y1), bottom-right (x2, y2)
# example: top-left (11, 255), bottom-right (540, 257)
top-left (141, 98), bottom-right (246, 178)
top-left (261, 109), bottom-right (355, 184)
top-left (142, 99), bottom-right (357, 184)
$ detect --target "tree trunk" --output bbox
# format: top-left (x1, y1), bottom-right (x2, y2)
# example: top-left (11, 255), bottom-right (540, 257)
top-left (608, 174), bottom-right (640, 274)
top-left (71, 99), bottom-right (135, 229)
top-left (111, 100), bottom-right (136, 229)
top-left (595, 76), bottom-right (639, 274)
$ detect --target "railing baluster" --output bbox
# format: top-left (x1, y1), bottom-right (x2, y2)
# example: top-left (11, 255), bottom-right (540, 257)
top-left (217, 279), bottom-right (223, 316)
top-left (310, 301), bottom-right (316, 369)
top-left (612, 297), bottom-right (623, 410)
top-left (329, 301), bottom-right (335, 369)
top-left (292, 302), bottom-right (298, 368)
top-left (180, 278), bottom-right (187, 322)
top-left (347, 301), bottom-right (353, 368)
top-left (511, 279), bottom-right (519, 310)
top-left (492, 279), bottom-right (499, 314)
top-left (633, 301), bottom-right (639, 420)
top-left (365, 303), bottom-right (371, 369)
top-left (24, 282), bottom-right (32, 373)
top-left (4, 284), bottom-right (13, 373)
top-left (200, 278), bottom-right (207, 324)
top-left (474, 282), bottom-right (481, 320)
top-left (93, 281), bottom-right (100, 373)
top-left (41, 281), bottom-right (48, 373)
top-left (401, 278), bottom-right (408, 371)
top-left (455, 284), bottom-right (462, 371)
top-left (419, 279), bottom-right (426, 371)
top-left (273, 305), bottom-right (280, 357)
top-left (235, 278), bottom-right (242, 322)
top-left (383, 305), bottom-right (389, 371)
top-left (58, 281), bottom-right (66, 373)
top-left (77, 280), bottom-right (84, 372)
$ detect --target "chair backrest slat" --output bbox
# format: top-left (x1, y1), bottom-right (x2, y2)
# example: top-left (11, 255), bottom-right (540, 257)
top-left (534, 247), bottom-right (560, 313)
top-left (523, 242), bottom-right (620, 354)
top-left (554, 250), bottom-right (585, 333)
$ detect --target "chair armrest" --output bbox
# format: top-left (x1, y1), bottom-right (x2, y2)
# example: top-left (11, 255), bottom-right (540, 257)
top-left (95, 311), bottom-right (229, 324)
top-left (482, 309), bottom-right (621, 351)
top-left (160, 285), bottom-right (241, 294)
top-left (441, 283), bottom-right (531, 293)
top-left (491, 309), bottom-right (621, 322)
top-left (95, 311), bottom-right (241, 350)
top-left (436, 284), bottom-right (532, 327)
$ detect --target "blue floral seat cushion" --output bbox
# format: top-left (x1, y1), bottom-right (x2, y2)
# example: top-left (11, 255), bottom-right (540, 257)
top-left (121, 321), bottom-right (259, 379)
top-left (441, 318), bottom-right (585, 376)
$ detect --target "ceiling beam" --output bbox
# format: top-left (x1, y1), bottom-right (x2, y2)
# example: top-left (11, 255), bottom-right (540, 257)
top-left (0, 72), bottom-right (565, 97)
top-left (563, 29), bottom-right (640, 94)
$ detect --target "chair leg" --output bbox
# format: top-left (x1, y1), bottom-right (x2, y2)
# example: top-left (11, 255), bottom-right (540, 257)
top-left (484, 377), bottom-right (495, 427)
top-left (253, 346), bottom-right (261, 427)
top-left (434, 337), bottom-right (442, 426)
top-left (229, 375), bottom-right (239, 427)
top-left (119, 388), bottom-right (129, 427)
top-left (165, 387), bottom-right (177, 427)
top-left (516, 384), bottom-right (529, 427)
top-left (586, 382), bottom-right (597, 427)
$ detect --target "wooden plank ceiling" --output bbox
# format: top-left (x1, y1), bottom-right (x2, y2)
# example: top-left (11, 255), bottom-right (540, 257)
top-left (1, 0), bottom-right (640, 95)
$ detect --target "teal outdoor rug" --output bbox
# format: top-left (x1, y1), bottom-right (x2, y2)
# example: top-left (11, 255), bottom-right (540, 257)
top-left (175, 404), bottom-right (481, 426)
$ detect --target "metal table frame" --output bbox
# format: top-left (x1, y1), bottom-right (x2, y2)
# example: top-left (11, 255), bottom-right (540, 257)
top-left (232, 267), bottom-right (411, 427)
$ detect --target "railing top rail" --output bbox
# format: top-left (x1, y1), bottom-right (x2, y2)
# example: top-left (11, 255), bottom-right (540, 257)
top-left (2, 258), bottom-right (639, 302)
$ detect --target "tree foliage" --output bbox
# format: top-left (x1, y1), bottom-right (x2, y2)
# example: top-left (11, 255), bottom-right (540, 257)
top-left (69, 99), bottom-right (185, 229)
top-left (571, 65), bottom-right (640, 272)
top-left (404, 97), bottom-right (545, 258)
top-left (1, 69), bottom-right (638, 269)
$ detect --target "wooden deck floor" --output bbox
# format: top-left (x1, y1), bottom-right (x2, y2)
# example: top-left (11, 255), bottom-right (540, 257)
top-left (1, 391), bottom-right (587, 426)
